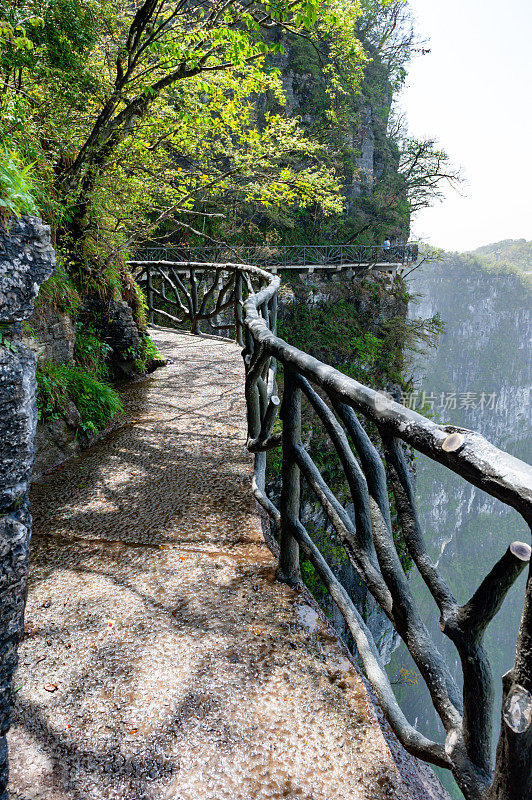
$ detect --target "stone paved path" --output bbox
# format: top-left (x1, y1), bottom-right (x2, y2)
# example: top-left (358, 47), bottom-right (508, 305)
top-left (8, 329), bottom-right (447, 800)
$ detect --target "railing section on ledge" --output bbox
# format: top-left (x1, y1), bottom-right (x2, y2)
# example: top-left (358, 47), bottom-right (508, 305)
top-left (129, 259), bottom-right (532, 800)
top-left (135, 243), bottom-right (419, 270)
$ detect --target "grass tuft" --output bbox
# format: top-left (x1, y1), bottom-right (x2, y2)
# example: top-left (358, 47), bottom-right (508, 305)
top-left (36, 361), bottom-right (123, 438)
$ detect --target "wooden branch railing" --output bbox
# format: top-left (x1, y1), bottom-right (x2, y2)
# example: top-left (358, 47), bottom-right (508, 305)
top-left (133, 261), bottom-right (241, 336)
top-left (135, 242), bottom-right (419, 269)
top-left (131, 259), bottom-right (532, 800)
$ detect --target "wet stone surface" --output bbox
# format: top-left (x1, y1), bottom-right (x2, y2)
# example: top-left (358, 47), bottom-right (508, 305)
top-left (9, 330), bottom-right (446, 800)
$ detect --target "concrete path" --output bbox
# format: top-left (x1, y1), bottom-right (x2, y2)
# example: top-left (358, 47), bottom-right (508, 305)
top-left (8, 329), bottom-right (447, 800)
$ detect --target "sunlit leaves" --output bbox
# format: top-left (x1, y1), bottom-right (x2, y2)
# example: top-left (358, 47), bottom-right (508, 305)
top-left (0, 150), bottom-right (38, 218)
top-left (94, 64), bottom-right (343, 249)
top-left (0, 0), bottom-right (363, 253)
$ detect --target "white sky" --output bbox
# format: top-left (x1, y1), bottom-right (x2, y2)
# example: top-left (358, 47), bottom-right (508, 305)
top-left (399, 0), bottom-right (532, 251)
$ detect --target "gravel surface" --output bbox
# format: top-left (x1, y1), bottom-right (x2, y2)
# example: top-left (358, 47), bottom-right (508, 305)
top-left (8, 329), bottom-right (449, 800)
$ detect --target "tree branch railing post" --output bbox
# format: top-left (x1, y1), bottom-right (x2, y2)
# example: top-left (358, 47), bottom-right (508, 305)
top-left (128, 255), bottom-right (532, 800)
top-left (235, 270), bottom-right (244, 346)
top-left (277, 366), bottom-right (302, 587)
top-left (189, 267), bottom-right (199, 334)
top-left (146, 263), bottom-right (154, 324)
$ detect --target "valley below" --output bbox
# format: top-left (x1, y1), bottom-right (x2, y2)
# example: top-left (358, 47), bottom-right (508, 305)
top-left (388, 242), bottom-right (531, 797)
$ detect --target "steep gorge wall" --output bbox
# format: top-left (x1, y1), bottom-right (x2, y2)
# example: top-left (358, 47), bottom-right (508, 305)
top-left (258, 28), bottom-right (408, 244)
top-left (389, 254), bottom-right (531, 790)
top-left (409, 257), bottom-right (530, 555)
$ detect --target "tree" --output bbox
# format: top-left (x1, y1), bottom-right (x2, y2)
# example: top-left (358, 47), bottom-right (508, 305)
top-left (0, 0), bottom-right (359, 293)
top-left (398, 135), bottom-right (462, 214)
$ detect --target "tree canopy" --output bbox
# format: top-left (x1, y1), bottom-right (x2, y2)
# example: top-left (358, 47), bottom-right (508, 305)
top-left (0, 0), bottom-right (459, 291)
top-left (1, 2), bottom-right (362, 266)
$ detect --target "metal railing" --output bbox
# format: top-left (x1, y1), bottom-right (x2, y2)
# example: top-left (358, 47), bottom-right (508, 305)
top-left (130, 258), bottom-right (532, 800)
top-left (136, 243), bottom-right (419, 269)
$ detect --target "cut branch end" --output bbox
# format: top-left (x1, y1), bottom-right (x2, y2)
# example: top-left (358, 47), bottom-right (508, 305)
top-left (442, 433), bottom-right (464, 452)
top-left (509, 541), bottom-right (532, 562)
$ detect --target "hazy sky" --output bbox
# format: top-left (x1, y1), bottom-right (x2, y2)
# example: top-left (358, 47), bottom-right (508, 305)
top-left (399, 0), bottom-right (532, 251)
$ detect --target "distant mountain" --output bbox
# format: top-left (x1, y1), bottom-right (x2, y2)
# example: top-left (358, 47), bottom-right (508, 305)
top-left (470, 238), bottom-right (532, 278)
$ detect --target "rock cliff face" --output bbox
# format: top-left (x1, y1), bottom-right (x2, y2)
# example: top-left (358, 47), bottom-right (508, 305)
top-left (0, 217), bottom-right (55, 323)
top-left (277, 60), bottom-right (381, 201)
top-left (25, 301), bottom-right (76, 365)
top-left (389, 250), bottom-right (531, 798)
top-left (0, 216), bottom-right (55, 799)
top-left (81, 297), bottom-right (141, 380)
top-left (260, 29), bottom-right (407, 242)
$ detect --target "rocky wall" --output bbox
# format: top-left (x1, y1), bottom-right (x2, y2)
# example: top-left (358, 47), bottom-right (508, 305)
top-left (81, 297), bottom-right (140, 379)
top-left (26, 302), bottom-right (75, 365)
top-left (0, 216), bottom-right (55, 799)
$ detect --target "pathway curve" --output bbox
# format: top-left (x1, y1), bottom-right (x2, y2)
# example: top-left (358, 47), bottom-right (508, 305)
top-left (8, 329), bottom-right (447, 800)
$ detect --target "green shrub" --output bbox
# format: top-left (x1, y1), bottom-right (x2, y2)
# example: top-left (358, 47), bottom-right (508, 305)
top-left (0, 150), bottom-right (38, 221)
top-left (74, 322), bottom-right (112, 379)
top-left (36, 361), bottom-right (123, 437)
top-left (134, 334), bottom-right (163, 372)
top-left (36, 266), bottom-right (80, 315)
top-left (300, 558), bottom-right (327, 601)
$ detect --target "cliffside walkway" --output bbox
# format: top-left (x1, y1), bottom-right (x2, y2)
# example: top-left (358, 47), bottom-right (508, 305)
top-left (9, 329), bottom-right (444, 800)
top-left (138, 243), bottom-right (419, 275)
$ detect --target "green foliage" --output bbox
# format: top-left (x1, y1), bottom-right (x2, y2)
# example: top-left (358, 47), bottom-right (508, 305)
top-left (0, 324), bottom-right (21, 352)
top-left (389, 512), bottom-right (413, 574)
top-left (0, 0), bottom-right (353, 292)
top-left (472, 239), bottom-right (532, 287)
top-left (130, 278), bottom-right (149, 331)
top-left (473, 238), bottom-right (532, 270)
top-left (21, 321), bottom-right (36, 337)
top-left (133, 335), bottom-right (163, 373)
top-left (73, 322), bottom-right (112, 379)
top-left (0, 150), bottom-right (38, 220)
top-left (36, 360), bottom-right (122, 437)
top-left (277, 276), bottom-right (413, 388)
top-left (35, 266), bottom-right (80, 314)
top-left (0, 0), bottom-right (453, 314)
top-left (300, 558), bottom-right (328, 602)
top-left (0, 0), bottom-right (454, 306)
top-left (265, 417), bottom-right (283, 480)
top-left (299, 523), bottom-right (349, 607)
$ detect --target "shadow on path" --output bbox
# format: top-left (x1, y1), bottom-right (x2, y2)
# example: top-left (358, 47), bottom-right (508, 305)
top-left (9, 330), bottom-right (448, 800)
